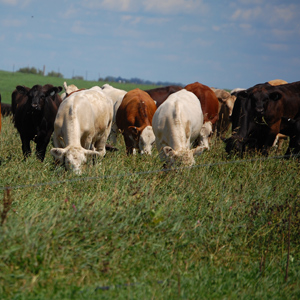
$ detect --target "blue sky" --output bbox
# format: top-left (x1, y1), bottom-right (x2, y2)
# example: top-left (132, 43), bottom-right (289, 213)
top-left (1, 0), bottom-right (299, 89)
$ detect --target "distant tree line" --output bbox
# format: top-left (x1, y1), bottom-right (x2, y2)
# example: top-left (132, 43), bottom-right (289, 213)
top-left (98, 75), bottom-right (183, 87)
top-left (16, 67), bottom-right (183, 86)
top-left (17, 67), bottom-right (63, 78)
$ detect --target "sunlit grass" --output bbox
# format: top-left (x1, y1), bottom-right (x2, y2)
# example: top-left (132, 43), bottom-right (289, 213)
top-left (1, 116), bottom-right (299, 299)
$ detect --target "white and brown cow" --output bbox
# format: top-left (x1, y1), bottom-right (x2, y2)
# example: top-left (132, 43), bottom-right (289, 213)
top-left (50, 86), bottom-right (113, 174)
top-left (101, 83), bottom-right (127, 144)
top-left (116, 88), bottom-right (157, 155)
top-left (152, 89), bottom-right (207, 168)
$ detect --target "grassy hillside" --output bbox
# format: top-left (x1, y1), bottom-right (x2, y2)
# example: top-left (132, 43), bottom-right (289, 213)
top-left (0, 69), bottom-right (159, 104)
top-left (0, 111), bottom-right (299, 298)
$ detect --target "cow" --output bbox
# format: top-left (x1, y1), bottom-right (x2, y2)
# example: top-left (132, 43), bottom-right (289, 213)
top-left (224, 81), bottom-right (300, 156)
top-left (211, 88), bottom-right (237, 117)
top-left (61, 82), bottom-right (79, 100)
top-left (0, 93), bottom-right (2, 132)
top-left (144, 85), bottom-right (183, 107)
top-left (184, 82), bottom-right (219, 149)
top-left (13, 84), bottom-right (62, 161)
top-left (116, 88), bottom-right (157, 155)
top-left (101, 83), bottom-right (127, 144)
top-left (50, 86), bottom-right (113, 174)
top-left (210, 87), bottom-right (237, 137)
top-left (152, 89), bottom-right (207, 168)
top-left (1, 103), bottom-right (12, 116)
top-left (280, 117), bottom-right (300, 157)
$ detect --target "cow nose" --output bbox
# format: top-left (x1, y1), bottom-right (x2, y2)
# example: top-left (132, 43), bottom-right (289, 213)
top-left (256, 107), bottom-right (264, 114)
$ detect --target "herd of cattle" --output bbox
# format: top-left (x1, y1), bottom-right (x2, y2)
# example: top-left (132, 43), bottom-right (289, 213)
top-left (0, 78), bottom-right (299, 173)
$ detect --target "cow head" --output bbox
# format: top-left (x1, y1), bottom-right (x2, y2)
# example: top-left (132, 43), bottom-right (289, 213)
top-left (163, 145), bottom-right (206, 168)
top-left (139, 126), bottom-right (155, 155)
top-left (16, 84), bottom-right (62, 111)
top-left (50, 146), bottom-right (100, 174)
top-left (127, 125), bottom-right (155, 155)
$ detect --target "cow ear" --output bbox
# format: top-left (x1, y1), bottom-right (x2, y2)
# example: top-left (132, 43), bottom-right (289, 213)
top-left (47, 86), bottom-right (63, 97)
top-left (16, 85), bottom-right (28, 95)
top-left (238, 90), bottom-right (248, 99)
top-left (128, 126), bottom-right (139, 136)
top-left (163, 146), bottom-right (175, 157)
top-left (192, 145), bottom-right (207, 156)
top-left (281, 117), bottom-right (295, 125)
top-left (269, 92), bottom-right (282, 101)
top-left (50, 148), bottom-right (66, 160)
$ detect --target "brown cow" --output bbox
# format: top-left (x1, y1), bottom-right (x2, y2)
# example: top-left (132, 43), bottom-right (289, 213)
top-left (184, 82), bottom-right (219, 148)
top-left (116, 88), bottom-right (157, 155)
top-left (144, 85), bottom-right (183, 107)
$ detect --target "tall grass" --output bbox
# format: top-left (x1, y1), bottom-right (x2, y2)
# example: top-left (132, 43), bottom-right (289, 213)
top-left (0, 112), bottom-right (299, 299)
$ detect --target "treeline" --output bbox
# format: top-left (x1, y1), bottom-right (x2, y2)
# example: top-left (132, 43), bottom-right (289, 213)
top-left (17, 67), bottom-right (63, 78)
top-left (17, 67), bottom-right (183, 86)
top-left (98, 75), bottom-right (183, 87)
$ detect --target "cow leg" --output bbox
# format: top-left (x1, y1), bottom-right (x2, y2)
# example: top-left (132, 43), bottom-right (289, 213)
top-left (123, 135), bottom-right (134, 155)
top-left (35, 133), bottom-right (51, 162)
top-left (21, 136), bottom-right (31, 159)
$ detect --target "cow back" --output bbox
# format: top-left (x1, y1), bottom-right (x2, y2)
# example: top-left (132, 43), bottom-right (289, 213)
top-left (184, 82), bottom-right (219, 125)
top-left (117, 88), bottom-right (157, 131)
top-left (145, 85), bottom-right (183, 107)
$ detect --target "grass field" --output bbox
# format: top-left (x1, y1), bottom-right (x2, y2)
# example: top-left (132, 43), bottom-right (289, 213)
top-left (0, 69), bottom-right (158, 104)
top-left (0, 71), bottom-right (300, 299)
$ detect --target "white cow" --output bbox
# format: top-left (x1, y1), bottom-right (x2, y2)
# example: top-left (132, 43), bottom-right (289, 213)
top-left (152, 89), bottom-right (207, 168)
top-left (50, 86), bottom-right (113, 174)
top-left (101, 83), bottom-right (127, 144)
top-left (60, 82), bottom-right (79, 100)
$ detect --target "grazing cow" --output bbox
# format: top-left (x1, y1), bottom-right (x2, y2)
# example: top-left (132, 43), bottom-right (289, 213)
top-left (101, 83), bottom-right (127, 144)
top-left (144, 85), bottom-right (183, 107)
top-left (13, 84), bottom-right (62, 161)
top-left (224, 81), bottom-right (300, 156)
top-left (152, 89), bottom-right (207, 168)
top-left (50, 87), bottom-right (113, 174)
top-left (116, 88), bottom-right (157, 155)
top-left (61, 82), bottom-right (79, 100)
top-left (184, 82), bottom-right (219, 149)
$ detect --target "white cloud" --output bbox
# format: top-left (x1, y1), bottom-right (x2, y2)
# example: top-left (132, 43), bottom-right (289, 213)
top-left (0, 0), bottom-right (32, 6)
top-left (142, 0), bottom-right (208, 14)
top-left (82, 0), bottom-right (208, 14)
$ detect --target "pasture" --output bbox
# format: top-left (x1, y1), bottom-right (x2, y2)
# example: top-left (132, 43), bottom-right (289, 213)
top-left (0, 72), bottom-right (300, 299)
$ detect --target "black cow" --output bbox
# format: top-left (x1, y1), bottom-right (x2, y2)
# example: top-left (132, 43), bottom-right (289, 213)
top-left (224, 81), bottom-right (300, 156)
top-left (0, 92), bottom-right (2, 132)
top-left (1, 103), bottom-right (12, 116)
top-left (13, 84), bottom-right (62, 161)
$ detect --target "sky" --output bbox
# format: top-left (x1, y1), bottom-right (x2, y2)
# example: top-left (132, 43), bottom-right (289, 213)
top-left (0, 0), bottom-right (300, 89)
